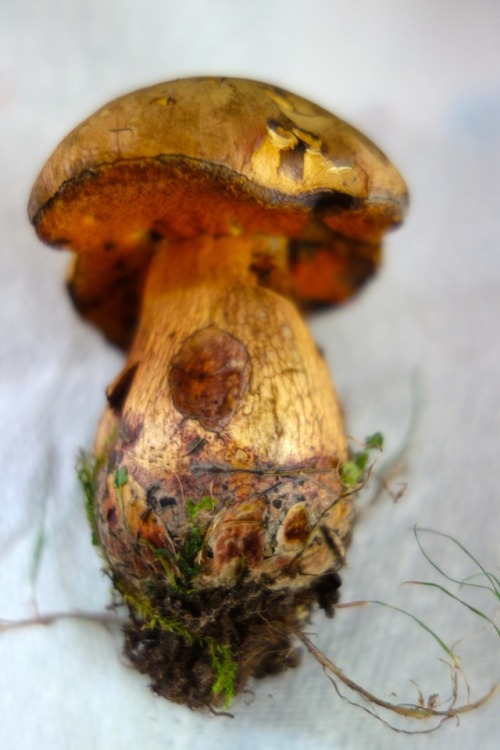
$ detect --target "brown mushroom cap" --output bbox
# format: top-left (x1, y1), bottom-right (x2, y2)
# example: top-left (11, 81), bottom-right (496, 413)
top-left (29, 77), bottom-right (408, 347)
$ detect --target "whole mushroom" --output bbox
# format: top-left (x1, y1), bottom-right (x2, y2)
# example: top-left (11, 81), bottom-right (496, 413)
top-left (29, 77), bottom-right (407, 708)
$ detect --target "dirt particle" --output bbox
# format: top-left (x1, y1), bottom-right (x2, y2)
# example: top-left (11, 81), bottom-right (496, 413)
top-left (283, 504), bottom-right (310, 544)
top-left (159, 496), bottom-right (177, 508)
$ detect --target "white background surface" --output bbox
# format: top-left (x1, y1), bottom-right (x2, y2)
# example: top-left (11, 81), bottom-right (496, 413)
top-left (1, 2), bottom-right (499, 748)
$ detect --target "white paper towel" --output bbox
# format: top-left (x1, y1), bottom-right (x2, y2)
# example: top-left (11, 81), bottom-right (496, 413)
top-left (1, 2), bottom-right (499, 749)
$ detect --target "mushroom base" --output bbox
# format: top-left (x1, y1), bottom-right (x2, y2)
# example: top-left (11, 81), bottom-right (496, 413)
top-left (119, 572), bottom-right (342, 708)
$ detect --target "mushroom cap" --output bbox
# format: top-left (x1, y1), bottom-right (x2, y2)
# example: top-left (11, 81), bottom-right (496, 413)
top-left (29, 77), bottom-right (408, 347)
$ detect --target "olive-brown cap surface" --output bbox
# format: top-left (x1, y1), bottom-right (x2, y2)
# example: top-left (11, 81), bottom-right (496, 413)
top-left (29, 77), bottom-right (408, 347)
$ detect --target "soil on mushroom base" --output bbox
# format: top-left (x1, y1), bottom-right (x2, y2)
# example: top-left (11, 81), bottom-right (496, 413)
top-left (121, 572), bottom-right (342, 708)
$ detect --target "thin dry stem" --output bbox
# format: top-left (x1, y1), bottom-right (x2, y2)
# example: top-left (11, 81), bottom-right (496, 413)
top-left (0, 610), bottom-right (123, 633)
top-left (294, 626), bottom-right (499, 731)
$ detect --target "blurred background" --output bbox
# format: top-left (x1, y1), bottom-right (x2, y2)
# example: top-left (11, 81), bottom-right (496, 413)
top-left (1, 2), bottom-right (499, 749)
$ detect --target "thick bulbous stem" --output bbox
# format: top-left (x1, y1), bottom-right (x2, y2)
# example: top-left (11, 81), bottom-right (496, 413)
top-left (91, 235), bottom-right (353, 705)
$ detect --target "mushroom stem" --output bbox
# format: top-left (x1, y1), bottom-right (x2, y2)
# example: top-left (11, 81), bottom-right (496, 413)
top-left (90, 234), bottom-right (353, 706)
top-left (93, 234), bottom-right (350, 589)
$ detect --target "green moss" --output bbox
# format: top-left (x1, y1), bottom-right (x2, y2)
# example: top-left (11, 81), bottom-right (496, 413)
top-left (339, 460), bottom-right (364, 487)
top-left (141, 540), bottom-right (180, 591)
top-left (339, 432), bottom-right (384, 488)
top-left (114, 466), bottom-right (129, 489)
top-left (365, 431), bottom-right (384, 450)
top-left (121, 586), bottom-right (237, 707)
top-left (209, 642), bottom-right (238, 706)
top-left (186, 495), bottom-right (214, 522)
top-left (142, 496), bottom-right (217, 589)
top-left (76, 451), bottom-right (104, 546)
top-left (123, 588), bottom-right (194, 642)
top-left (179, 496), bottom-right (215, 579)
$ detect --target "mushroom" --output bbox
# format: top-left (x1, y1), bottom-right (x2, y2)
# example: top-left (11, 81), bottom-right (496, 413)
top-left (29, 77), bottom-right (407, 708)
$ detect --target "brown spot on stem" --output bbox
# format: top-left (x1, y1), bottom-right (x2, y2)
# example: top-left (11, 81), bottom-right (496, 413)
top-left (214, 526), bottom-right (264, 570)
top-left (169, 326), bottom-right (251, 431)
top-left (283, 503), bottom-right (310, 544)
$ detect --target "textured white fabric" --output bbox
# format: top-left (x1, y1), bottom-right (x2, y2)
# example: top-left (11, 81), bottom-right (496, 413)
top-left (1, 2), bottom-right (499, 748)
